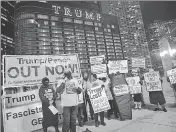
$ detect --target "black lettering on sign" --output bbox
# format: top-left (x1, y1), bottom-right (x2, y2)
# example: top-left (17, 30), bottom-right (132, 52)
top-left (6, 94), bottom-right (36, 104)
top-left (31, 118), bottom-right (43, 126)
top-left (6, 107), bottom-right (42, 120)
top-left (169, 74), bottom-right (176, 84)
top-left (7, 66), bottom-right (40, 78)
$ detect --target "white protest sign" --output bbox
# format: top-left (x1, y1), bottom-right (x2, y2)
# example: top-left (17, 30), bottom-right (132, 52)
top-left (3, 102), bottom-right (63, 132)
top-left (3, 54), bottom-right (81, 87)
top-left (87, 85), bottom-right (110, 113)
top-left (126, 76), bottom-right (142, 94)
top-left (144, 71), bottom-right (162, 92)
top-left (108, 60), bottom-right (128, 74)
top-left (3, 102), bottom-right (43, 132)
top-left (132, 58), bottom-right (145, 68)
top-left (4, 89), bottom-right (40, 108)
top-left (113, 84), bottom-right (129, 96)
top-left (167, 68), bottom-right (176, 84)
top-left (91, 64), bottom-right (107, 78)
top-left (90, 55), bottom-right (105, 65)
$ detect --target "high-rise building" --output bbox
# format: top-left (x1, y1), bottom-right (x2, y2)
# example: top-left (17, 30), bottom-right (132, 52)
top-left (100, 1), bottom-right (152, 70)
top-left (1, 1), bottom-right (15, 85)
top-left (147, 19), bottom-right (176, 74)
top-left (148, 19), bottom-right (176, 51)
top-left (1, 1), bottom-right (15, 56)
top-left (14, 1), bottom-right (123, 70)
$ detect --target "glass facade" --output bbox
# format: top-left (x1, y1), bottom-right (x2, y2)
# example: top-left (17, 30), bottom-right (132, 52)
top-left (15, 1), bottom-right (123, 70)
top-left (148, 19), bottom-right (176, 73)
top-left (100, 1), bottom-right (152, 70)
top-left (1, 1), bottom-right (15, 85)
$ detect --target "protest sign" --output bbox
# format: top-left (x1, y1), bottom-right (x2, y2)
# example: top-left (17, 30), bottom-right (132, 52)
top-left (3, 89), bottom-right (40, 108)
top-left (90, 55), bottom-right (105, 65)
top-left (144, 71), bottom-right (162, 92)
top-left (2, 102), bottom-right (63, 132)
top-left (3, 54), bottom-right (81, 87)
top-left (126, 76), bottom-right (142, 94)
top-left (87, 85), bottom-right (110, 113)
top-left (132, 58), bottom-right (145, 68)
top-left (167, 68), bottom-right (176, 84)
top-left (108, 60), bottom-right (128, 74)
top-left (91, 64), bottom-right (107, 78)
top-left (113, 84), bottom-right (129, 96)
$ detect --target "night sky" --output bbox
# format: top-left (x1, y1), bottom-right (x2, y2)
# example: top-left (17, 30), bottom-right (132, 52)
top-left (139, 1), bottom-right (176, 29)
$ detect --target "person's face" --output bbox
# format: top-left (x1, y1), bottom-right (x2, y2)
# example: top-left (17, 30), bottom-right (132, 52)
top-left (65, 72), bottom-right (72, 79)
top-left (43, 80), bottom-right (49, 86)
top-left (84, 73), bottom-right (88, 79)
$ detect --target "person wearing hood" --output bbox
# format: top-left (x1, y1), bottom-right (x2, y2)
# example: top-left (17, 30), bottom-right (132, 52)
top-left (146, 69), bottom-right (167, 112)
top-left (39, 77), bottom-right (59, 132)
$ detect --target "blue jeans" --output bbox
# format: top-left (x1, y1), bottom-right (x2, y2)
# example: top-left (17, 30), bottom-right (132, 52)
top-left (62, 106), bottom-right (78, 132)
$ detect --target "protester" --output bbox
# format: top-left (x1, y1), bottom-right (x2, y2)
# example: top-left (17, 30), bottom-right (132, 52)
top-left (89, 73), bottom-right (106, 127)
top-left (82, 71), bottom-right (94, 121)
top-left (108, 74), bottom-right (120, 119)
top-left (167, 65), bottom-right (176, 101)
top-left (101, 77), bottom-right (114, 120)
top-left (77, 77), bottom-right (86, 127)
top-left (56, 70), bottom-right (82, 132)
top-left (39, 77), bottom-right (59, 132)
top-left (131, 73), bottom-right (143, 109)
top-left (146, 69), bottom-right (167, 112)
top-left (138, 68), bottom-right (146, 106)
top-left (111, 72), bottom-right (132, 121)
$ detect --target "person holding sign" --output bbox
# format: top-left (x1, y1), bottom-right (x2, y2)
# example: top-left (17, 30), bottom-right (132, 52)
top-left (127, 73), bottom-right (143, 109)
top-left (167, 66), bottom-right (176, 101)
top-left (144, 69), bottom-right (167, 112)
top-left (110, 72), bottom-right (132, 121)
top-left (56, 70), bottom-right (82, 132)
top-left (39, 77), bottom-right (59, 132)
top-left (89, 73), bottom-right (107, 127)
top-left (101, 77), bottom-right (114, 120)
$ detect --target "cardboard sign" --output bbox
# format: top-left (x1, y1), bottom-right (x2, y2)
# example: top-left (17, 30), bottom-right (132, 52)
top-left (126, 76), bottom-right (142, 94)
top-left (167, 68), bottom-right (176, 84)
top-left (132, 58), bottom-right (145, 68)
top-left (87, 85), bottom-right (110, 113)
top-left (91, 64), bottom-right (107, 78)
top-left (90, 55), bottom-right (105, 65)
top-left (3, 54), bottom-right (81, 87)
top-left (144, 71), bottom-right (162, 92)
top-left (108, 60), bottom-right (128, 74)
top-left (113, 84), bottom-right (129, 96)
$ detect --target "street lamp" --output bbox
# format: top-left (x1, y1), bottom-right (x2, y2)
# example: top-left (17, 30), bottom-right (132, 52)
top-left (160, 49), bottom-right (176, 57)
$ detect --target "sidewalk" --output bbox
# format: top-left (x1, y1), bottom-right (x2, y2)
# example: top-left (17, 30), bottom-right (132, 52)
top-left (36, 107), bottom-right (176, 132)
top-left (36, 79), bottom-right (176, 132)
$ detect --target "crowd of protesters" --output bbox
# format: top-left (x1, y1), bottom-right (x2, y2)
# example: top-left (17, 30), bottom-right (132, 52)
top-left (36, 66), bottom-right (171, 132)
top-left (2, 66), bottom-right (174, 132)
